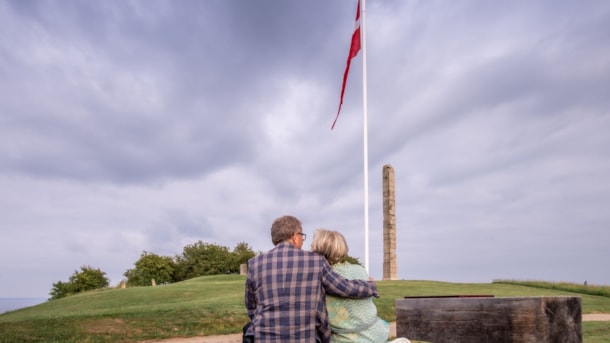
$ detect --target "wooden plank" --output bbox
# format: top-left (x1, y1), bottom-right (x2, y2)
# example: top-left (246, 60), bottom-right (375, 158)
top-left (396, 296), bottom-right (582, 343)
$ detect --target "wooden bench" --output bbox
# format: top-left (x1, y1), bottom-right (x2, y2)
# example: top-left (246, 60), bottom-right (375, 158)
top-left (396, 295), bottom-right (582, 342)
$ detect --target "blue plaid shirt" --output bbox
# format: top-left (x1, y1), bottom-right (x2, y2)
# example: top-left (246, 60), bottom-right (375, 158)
top-left (245, 242), bottom-right (379, 343)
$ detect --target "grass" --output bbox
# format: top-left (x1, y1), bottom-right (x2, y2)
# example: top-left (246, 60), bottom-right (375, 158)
top-left (493, 279), bottom-right (610, 298)
top-left (0, 276), bottom-right (248, 343)
top-left (1, 275), bottom-right (609, 342)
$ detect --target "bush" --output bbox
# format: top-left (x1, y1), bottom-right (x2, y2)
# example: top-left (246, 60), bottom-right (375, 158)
top-left (49, 265), bottom-right (109, 299)
top-left (124, 251), bottom-right (176, 286)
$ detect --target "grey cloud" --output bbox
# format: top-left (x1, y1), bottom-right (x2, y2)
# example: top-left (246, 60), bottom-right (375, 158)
top-left (2, 0), bottom-right (610, 298)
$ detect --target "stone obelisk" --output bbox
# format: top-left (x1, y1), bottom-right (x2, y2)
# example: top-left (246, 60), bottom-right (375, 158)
top-left (383, 164), bottom-right (398, 280)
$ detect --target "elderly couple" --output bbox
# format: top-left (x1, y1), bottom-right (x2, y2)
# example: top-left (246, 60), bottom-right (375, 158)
top-left (244, 215), bottom-right (410, 343)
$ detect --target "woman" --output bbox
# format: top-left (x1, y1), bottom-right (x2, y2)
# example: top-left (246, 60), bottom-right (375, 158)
top-left (311, 229), bottom-right (410, 343)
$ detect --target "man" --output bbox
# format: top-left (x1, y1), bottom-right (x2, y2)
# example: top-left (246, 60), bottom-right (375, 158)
top-left (244, 215), bottom-right (379, 343)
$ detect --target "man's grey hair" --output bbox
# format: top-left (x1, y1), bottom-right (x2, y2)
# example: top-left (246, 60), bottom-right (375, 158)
top-left (271, 215), bottom-right (302, 245)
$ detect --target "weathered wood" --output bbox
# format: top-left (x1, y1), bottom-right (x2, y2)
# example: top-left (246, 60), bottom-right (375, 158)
top-left (396, 296), bottom-right (582, 343)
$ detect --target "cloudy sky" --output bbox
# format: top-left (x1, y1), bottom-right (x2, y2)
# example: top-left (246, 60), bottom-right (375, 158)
top-left (1, 0), bottom-right (609, 298)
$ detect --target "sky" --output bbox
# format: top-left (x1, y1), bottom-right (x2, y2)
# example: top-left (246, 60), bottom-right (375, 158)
top-left (1, 0), bottom-right (609, 298)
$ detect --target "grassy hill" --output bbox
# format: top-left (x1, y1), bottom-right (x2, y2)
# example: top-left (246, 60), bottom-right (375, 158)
top-left (1, 275), bottom-right (609, 342)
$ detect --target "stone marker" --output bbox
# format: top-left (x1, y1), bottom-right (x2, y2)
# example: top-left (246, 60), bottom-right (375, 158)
top-left (382, 164), bottom-right (397, 280)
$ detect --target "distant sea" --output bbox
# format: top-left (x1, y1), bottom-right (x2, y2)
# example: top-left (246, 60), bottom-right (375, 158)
top-left (0, 298), bottom-right (47, 314)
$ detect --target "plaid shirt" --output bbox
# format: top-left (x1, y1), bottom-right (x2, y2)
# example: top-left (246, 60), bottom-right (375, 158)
top-left (245, 242), bottom-right (379, 343)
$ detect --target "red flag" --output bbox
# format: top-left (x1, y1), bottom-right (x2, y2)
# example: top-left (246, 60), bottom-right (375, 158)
top-left (332, 0), bottom-right (361, 130)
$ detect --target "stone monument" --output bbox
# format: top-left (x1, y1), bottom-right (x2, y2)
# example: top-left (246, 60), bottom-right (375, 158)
top-left (383, 164), bottom-right (397, 280)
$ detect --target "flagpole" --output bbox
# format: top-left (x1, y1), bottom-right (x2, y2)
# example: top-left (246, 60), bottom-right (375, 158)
top-left (332, 0), bottom-right (369, 273)
top-left (361, 0), bottom-right (370, 274)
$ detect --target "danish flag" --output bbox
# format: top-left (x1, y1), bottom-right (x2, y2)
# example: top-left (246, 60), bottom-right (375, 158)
top-left (332, 0), bottom-right (361, 130)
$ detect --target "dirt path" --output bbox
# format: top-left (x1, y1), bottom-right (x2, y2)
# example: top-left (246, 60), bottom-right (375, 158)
top-left (584, 313), bottom-right (610, 321)
top-left (143, 323), bottom-right (402, 343)
top-left (144, 316), bottom-right (610, 343)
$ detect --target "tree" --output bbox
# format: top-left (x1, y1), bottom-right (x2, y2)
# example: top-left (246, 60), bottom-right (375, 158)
top-left (49, 265), bottom-right (109, 300)
top-left (49, 280), bottom-right (72, 300)
top-left (124, 251), bottom-right (176, 286)
top-left (342, 255), bottom-right (362, 265)
top-left (230, 242), bottom-right (256, 273)
top-left (174, 241), bottom-right (233, 281)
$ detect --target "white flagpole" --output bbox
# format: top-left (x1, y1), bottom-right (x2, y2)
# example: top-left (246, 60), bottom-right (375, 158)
top-left (361, 0), bottom-right (370, 274)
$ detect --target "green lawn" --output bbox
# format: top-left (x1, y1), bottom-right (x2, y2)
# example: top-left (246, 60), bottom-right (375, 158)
top-left (1, 275), bottom-right (609, 343)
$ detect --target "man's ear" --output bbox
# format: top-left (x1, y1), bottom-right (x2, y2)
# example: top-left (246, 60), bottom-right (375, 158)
top-left (289, 232), bottom-right (298, 246)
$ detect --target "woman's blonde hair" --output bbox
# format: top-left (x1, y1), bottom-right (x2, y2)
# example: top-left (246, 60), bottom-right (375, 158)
top-left (310, 228), bottom-right (348, 265)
